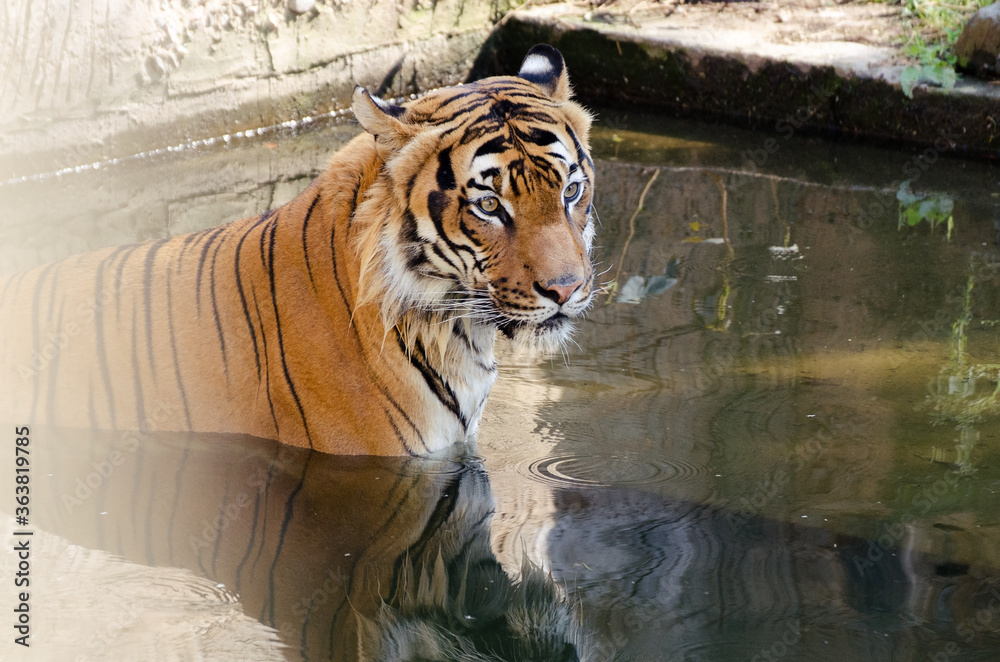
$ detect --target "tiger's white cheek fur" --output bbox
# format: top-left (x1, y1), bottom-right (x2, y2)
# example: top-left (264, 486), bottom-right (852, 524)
top-left (582, 216), bottom-right (596, 253)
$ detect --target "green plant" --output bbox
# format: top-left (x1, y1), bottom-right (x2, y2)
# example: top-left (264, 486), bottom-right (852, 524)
top-left (920, 267), bottom-right (1000, 474)
top-left (896, 180), bottom-right (954, 239)
top-left (900, 33), bottom-right (957, 97)
top-left (924, 270), bottom-right (1000, 428)
top-left (897, 0), bottom-right (990, 97)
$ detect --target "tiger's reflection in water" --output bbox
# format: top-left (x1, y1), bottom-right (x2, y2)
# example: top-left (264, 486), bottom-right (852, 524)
top-left (24, 429), bottom-right (580, 661)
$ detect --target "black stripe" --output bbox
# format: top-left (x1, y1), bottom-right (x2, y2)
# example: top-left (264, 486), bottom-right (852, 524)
top-left (435, 146), bottom-right (456, 190)
top-left (234, 215), bottom-right (269, 380)
top-left (522, 127), bottom-right (559, 146)
top-left (397, 331), bottom-right (467, 429)
top-left (493, 298), bottom-right (538, 312)
top-left (473, 136), bottom-right (508, 158)
top-left (165, 253), bottom-right (193, 430)
top-left (349, 175), bottom-right (363, 214)
top-left (45, 262), bottom-right (61, 327)
top-left (330, 218), bottom-right (426, 454)
top-left (195, 226), bottom-right (228, 314)
top-left (422, 89), bottom-right (480, 113)
top-left (405, 138), bottom-right (442, 200)
top-left (427, 190), bottom-right (477, 264)
top-left (400, 209), bottom-right (425, 245)
top-left (267, 217), bottom-right (313, 448)
top-left (251, 283), bottom-right (281, 437)
top-left (330, 211), bottom-right (354, 315)
top-left (406, 247), bottom-right (429, 272)
top-left (178, 230), bottom-right (204, 271)
top-left (430, 243), bottom-right (463, 274)
top-left (113, 244), bottom-right (141, 325)
top-left (248, 446), bottom-right (282, 577)
top-left (508, 160), bottom-right (523, 196)
top-left (476, 81), bottom-right (556, 99)
top-left (381, 405), bottom-right (418, 457)
top-left (142, 239), bottom-right (170, 384)
top-left (208, 473), bottom-right (229, 576)
top-left (208, 229), bottom-right (230, 383)
top-left (458, 218), bottom-right (485, 249)
top-left (266, 453), bottom-right (312, 625)
top-left (94, 250), bottom-right (122, 428)
top-left (258, 210), bottom-right (270, 271)
top-left (301, 192), bottom-right (321, 291)
top-left (453, 322), bottom-right (497, 374)
top-left (566, 123), bottom-right (595, 170)
top-left (130, 306), bottom-right (146, 436)
top-left (399, 212), bottom-right (435, 274)
top-left (234, 484), bottom-right (263, 593)
top-left (466, 180), bottom-right (495, 193)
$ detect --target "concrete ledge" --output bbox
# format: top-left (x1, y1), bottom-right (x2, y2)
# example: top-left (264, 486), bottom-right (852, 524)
top-left (480, 4), bottom-right (1000, 159)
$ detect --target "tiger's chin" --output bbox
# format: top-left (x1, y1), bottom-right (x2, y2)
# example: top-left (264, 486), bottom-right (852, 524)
top-left (497, 313), bottom-right (577, 356)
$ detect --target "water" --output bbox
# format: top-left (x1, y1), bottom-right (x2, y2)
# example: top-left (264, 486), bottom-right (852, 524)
top-left (2, 110), bottom-right (1000, 661)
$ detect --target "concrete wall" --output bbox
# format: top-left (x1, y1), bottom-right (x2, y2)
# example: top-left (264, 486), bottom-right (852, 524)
top-left (0, 0), bottom-right (510, 180)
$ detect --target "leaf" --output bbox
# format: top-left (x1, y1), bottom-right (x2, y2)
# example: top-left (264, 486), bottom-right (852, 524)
top-left (689, 221), bottom-right (700, 232)
top-left (901, 66), bottom-right (921, 98)
top-left (921, 64), bottom-right (943, 85)
top-left (939, 66), bottom-right (956, 89)
top-left (916, 63), bottom-right (957, 91)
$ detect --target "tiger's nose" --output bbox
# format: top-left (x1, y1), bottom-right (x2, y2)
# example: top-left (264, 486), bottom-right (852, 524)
top-left (535, 277), bottom-right (584, 305)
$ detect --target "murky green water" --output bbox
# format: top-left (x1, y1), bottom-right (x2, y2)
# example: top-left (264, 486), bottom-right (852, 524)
top-left (2, 110), bottom-right (1000, 661)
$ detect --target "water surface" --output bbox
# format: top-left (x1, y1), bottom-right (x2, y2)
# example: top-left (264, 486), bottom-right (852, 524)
top-left (2, 110), bottom-right (1000, 661)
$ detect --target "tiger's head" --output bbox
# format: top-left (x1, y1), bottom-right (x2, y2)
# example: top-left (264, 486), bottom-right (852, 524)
top-left (352, 45), bottom-right (595, 353)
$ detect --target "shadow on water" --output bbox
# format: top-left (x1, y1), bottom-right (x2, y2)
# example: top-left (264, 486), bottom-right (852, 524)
top-left (2, 109), bottom-right (1000, 660)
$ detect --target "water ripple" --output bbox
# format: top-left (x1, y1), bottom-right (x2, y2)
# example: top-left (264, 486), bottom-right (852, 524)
top-left (523, 453), bottom-right (706, 489)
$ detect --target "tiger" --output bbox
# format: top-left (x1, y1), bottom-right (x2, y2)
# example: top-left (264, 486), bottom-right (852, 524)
top-left (0, 44), bottom-right (596, 455)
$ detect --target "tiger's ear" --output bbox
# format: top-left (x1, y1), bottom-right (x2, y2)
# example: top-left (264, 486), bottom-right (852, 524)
top-left (352, 86), bottom-right (416, 157)
top-left (517, 44), bottom-right (571, 102)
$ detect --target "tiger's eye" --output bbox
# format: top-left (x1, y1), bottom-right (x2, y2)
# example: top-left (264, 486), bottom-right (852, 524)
top-left (477, 197), bottom-right (500, 214)
top-left (563, 182), bottom-right (580, 200)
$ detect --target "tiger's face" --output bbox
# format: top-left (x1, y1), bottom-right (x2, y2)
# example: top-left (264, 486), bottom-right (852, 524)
top-left (353, 45), bottom-right (596, 353)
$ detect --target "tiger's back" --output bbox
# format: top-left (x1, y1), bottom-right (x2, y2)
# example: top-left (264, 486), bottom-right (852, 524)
top-left (0, 45), bottom-right (596, 455)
